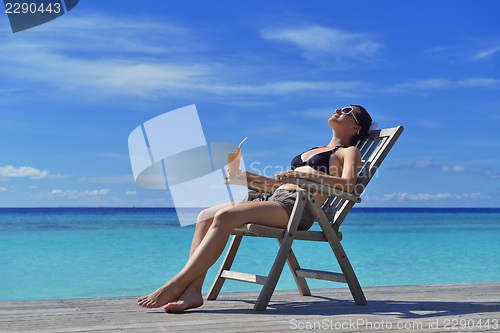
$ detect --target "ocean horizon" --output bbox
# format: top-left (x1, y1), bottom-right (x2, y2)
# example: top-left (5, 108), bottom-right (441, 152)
top-left (1, 207), bottom-right (499, 302)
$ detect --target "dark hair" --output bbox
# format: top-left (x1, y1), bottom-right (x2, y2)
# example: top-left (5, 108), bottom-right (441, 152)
top-left (349, 104), bottom-right (372, 146)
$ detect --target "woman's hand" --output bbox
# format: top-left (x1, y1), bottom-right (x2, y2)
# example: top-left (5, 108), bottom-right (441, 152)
top-left (225, 168), bottom-right (246, 181)
top-left (275, 169), bottom-right (315, 179)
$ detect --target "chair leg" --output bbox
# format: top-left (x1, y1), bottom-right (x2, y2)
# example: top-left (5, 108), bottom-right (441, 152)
top-left (254, 191), bottom-right (306, 311)
top-left (253, 243), bottom-right (290, 310)
top-left (276, 239), bottom-right (311, 296)
top-left (206, 234), bottom-right (243, 300)
top-left (308, 194), bottom-right (367, 306)
top-left (329, 238), bottom-right (366, 305)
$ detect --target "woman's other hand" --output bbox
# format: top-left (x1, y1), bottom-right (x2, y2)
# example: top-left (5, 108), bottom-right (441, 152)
top-left (275, 170), bottom-right (309, 179)
top-left (225, 168), bottom-right (246, 181)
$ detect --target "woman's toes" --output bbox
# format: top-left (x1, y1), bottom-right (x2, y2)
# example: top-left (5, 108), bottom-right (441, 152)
top-left (164, 300), bottom-right (187, 313)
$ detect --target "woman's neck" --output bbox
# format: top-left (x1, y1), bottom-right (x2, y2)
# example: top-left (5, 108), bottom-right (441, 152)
top-left (326, 130), bottom-right (352, 147)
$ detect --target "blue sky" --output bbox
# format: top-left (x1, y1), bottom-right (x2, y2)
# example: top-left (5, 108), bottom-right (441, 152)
top-left (1, 1), bottom-right (500, 208)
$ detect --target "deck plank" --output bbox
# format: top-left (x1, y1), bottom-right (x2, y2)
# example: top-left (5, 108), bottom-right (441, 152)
top-left (1, 282), bottom-right (500, 332)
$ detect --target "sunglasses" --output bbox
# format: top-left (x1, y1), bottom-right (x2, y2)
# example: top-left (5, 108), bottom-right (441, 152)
top-left (340, 107), bottom-right (360, 125)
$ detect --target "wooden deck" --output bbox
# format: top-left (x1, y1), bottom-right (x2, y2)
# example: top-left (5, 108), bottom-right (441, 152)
top-left (1, 282), bottom-right (500, 332)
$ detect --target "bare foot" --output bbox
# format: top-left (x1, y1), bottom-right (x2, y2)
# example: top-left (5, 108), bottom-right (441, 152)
top-left (137, 282), bottom-right (184, 309)
top-left (163, 287), bottom-right (204, 313)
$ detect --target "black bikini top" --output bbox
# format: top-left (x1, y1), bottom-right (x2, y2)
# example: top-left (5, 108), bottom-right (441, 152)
top-left (290, 145), bottom-right (348, 175)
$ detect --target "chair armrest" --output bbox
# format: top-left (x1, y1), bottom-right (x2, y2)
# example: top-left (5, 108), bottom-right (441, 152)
top-left (276, 177), bottom-right (361, 203)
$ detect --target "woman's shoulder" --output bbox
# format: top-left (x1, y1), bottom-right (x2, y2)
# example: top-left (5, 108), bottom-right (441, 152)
top-left (344, 145), bottom-right (360, 151)
top-left (336, 145), bottom-right (359, 152)
top-left (338, 145), bottom-right (361, 159)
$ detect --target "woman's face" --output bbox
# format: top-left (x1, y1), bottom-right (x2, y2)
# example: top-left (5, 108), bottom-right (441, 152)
top-left (329, 106), bottom-right (360, 129)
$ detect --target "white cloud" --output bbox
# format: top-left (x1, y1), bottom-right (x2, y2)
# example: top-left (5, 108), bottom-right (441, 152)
top-left (368, 191), bottom-right (483, 202)
top-left (126, 191), bottom-right (137, 195)
top-left (2, 14), bottom-right (195, 56)
top-left (481, 169), bottom-right (500, 179)
top-left (3, 15), bottom-right (373, 100)
top-left (413, 159), bottom-right (433, 169)
top-left (470, 46), bottom-right (500, 61)
top-left (441, 165), bottom-right (467, 173)
top-left (84, 189), bottom-right (110, 196)
top-left (396, 159), bottom-right (435, 170)
top-left (1, 37), bottom-right (366, 98)
top-left (0, 165), bottom-right (49, 178)
top-left (0, 187), bottom-right (7, 191)
top-left (458, 78), bottom-right (500, 88)
top-left (424, 41), bottom-right (500, 63)
top-left (1, 49), bottom-right (210, 97)
top-left (2, 14), bottom-right (496, 103)
top-left (48, 173), bottom-right (69, 179)
top-left (261, 25), bottom-right (382, 65)
top-left (30, 188), bottom-right (110, 198)
top-left (397, 160), bottom-right (469, 173)
top-left (80, 175), bottom-right (134, 184)
top-left (386, 78), bottom-right (451, 93)
top-left (384, 76), bottom-right (500, 94)
top-left (197, 80), bottom-right (365, 96)
top-left (0, 15), bottom-right (213, 98)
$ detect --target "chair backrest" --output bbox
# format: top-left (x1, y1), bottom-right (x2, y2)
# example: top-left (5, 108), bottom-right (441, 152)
top-left (322, 126), bottom-right (404, 226)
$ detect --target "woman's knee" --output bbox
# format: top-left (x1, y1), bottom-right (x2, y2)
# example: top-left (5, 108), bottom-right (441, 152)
top-left (196, 208), bottom-right (215, 230)
top-left (212, 209), bottom-right (241, 231)
top-left (197, 201), bottom-right (234, 223)
top-left (197, 207), bottom-right (216, 223)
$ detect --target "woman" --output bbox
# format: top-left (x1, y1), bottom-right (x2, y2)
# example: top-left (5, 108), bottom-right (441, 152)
top-left (137, 105), bottom-right (373, 312)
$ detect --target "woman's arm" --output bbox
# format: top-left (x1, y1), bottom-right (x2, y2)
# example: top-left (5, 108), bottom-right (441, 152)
top-left (227, 169), bottom-right (282, 192)
top-left (275, 146), bottom-right (362, 193)
top-left (246, 170), bottom-right (283, 190)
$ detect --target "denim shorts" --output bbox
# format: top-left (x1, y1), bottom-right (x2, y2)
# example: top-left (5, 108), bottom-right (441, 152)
top-left (253, 189), bottom-right (315, 231)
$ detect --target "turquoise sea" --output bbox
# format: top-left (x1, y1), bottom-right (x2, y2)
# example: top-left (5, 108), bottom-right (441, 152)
top-left (1, 207), bottom-right (499, 302)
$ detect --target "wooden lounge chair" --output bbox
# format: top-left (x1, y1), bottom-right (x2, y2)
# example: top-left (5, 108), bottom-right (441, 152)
top-left (206, 126), bottom-right (404, 311)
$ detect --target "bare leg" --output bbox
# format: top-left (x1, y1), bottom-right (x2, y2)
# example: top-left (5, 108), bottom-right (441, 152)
top-left (137, 201), bottom-right (289, 310)
top-left (163, 206), bottom-right (218, 312)
top-left (137, 201), bottom-right (237, 310)
top-left (165, 201), bottom-right (252, 311)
